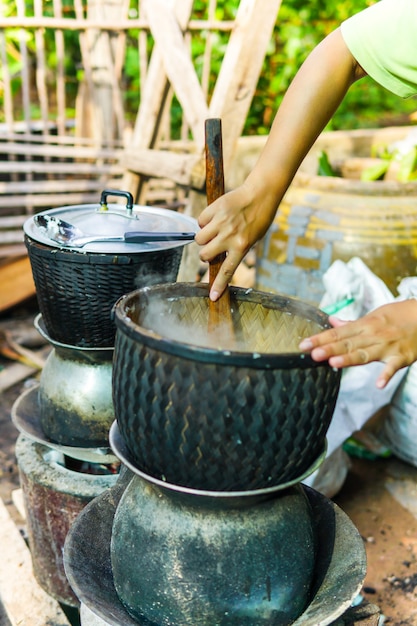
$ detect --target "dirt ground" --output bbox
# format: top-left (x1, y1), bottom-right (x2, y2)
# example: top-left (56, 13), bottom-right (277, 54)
top-left (2, 299), bottom-right (417, 625)
top-left (335, 457), bottom-right (417, 625)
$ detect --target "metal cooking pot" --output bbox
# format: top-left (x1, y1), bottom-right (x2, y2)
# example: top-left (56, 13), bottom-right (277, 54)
top-left (112, 282), bottom-right (341, 492)
top-left (110, 471), bottom-right (317, 626)
top-left (24, 189), bottom-right (198, 347)
top-left (35, 315), bottom-right (114, 448)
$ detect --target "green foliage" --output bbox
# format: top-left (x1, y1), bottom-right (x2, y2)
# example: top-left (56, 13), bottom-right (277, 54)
top-left (360, 160), bottom-right (390, 181)
top-left (317, 151), bottom-right (338, 177)
top-left (247, 0), bottom-right (417, 134)
top-left (361, 144), bottom-right (417, 182)
top-left (2, 0), bottom-right (417, 134)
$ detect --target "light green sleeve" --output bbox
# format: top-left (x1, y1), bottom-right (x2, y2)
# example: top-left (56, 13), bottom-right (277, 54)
top-left (340, 0), bottom-right (417, 98)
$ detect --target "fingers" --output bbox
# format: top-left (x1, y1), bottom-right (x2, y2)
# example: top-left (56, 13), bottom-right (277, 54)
top-left (196, 199), bottom-right (251, 300)
top-left (327, 315), bottom-right (349, 328)
top-left (298, 325), bottom-right (344, 353)
top-left (375, 355), bottom-right (407, 389)
top-left (299, 320), bottom-right (406, 388)
top-left (299, 320), bottom-right (374, 366)
top-left (307, 343), bottom-right (368, 367)
top-left (208, 251), bottom-right (243, 301)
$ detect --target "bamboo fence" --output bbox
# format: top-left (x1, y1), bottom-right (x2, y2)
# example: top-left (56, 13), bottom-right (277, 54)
top-left (0, 0), bottom-right (280, 259)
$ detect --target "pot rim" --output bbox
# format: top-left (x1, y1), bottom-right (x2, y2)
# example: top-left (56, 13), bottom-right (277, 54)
top-left (113, 282), bottom-right (337, 370)
top-left (35, 314), bottom-right (114, 354)
top-left (24, 202), bottom-right (198, 254)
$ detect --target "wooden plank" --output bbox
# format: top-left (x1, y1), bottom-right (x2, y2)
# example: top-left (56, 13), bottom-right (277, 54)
top-left (52, 0), bottom-right (66, 136)
top-left (0, 344), bottom-right (49, 393)
top-left (0, 257), bottom-right (36, 312)
top-left (0, 356), bottom-right (47, 394)
top-left (0, 244), bottom-right (27, 258)
top-left (209, 0), bottom-right (282, 170)
top-left (12, 489), bottom-right (25, 520)
top-left (0, 162), bottom-right (123, 175)
top-left (0, 133), bottom-right (123, 148)
top-left (0, 231), bottom-right (24, 244)
top-left (16, 0), bottom-right (32, 130)
top-left (34, 0), bottom-right (50, 132)
top-left (0, 499), bottom-right (70, 626)
top-left (0, 192), bottom-right (120, 209)
top-left (122, 149), bottom-right (204, 188)
top-left (0, 141), bottom-right (124, 160)
top-left (0, 216), bottom-right (28, 227)
top-left (0, 16), bottom-right (235, 32)
top-left (82, 0), bottom-right (130, 143)
top-left (0, 28), bottom-right (13, 129)
top-left (145, 0), bottom-right (209, 147)
top-left (123, 0), bottom-right (194, 197)
top-left (0, 179), bottom-right (115, 195)
top-left (124, 0), bottom-right (282, 212)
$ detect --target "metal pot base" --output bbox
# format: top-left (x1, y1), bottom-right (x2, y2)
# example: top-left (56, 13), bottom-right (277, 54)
top-left (64, 477), bottom-right (366, 626)
top-left (12, 385), bottom-right (117, 465)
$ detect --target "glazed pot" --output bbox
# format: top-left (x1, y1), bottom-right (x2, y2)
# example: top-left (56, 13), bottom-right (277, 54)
top-left (256, 126), bottom-right (417, 304)
top-left (112, 282), bottom-right (341, 491)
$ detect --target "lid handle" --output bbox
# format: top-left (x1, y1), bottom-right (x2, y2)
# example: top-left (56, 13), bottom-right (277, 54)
top-left (100, 189), bottom-right (134, 216)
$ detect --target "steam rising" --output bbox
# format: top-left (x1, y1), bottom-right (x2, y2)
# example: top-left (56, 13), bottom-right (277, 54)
top-left (130, 294), bottom-right (322, 354)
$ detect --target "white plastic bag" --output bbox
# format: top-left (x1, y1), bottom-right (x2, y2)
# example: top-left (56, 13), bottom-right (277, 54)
top-left (304, 257), bottom-right (407, 493)
top-left (378, 276), bottom-right (417, 466)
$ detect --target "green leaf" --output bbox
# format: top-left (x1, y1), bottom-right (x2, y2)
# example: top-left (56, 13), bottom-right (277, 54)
top-left (361, 161), bottom-right (390, 181)
top-left (397, 147), bottom-right (417, 182)
top-left (317, 150), bottom-right (337, 177)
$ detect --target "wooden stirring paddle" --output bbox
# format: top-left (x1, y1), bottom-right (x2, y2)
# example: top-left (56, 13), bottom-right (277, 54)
top-left (204, 118), bottom-right (235, 339)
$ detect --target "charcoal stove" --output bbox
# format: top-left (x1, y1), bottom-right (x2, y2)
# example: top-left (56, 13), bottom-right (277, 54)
top-left (15, 434), bottom-right (118, 607)
top-left (62, 281), bottom-right (366, 625)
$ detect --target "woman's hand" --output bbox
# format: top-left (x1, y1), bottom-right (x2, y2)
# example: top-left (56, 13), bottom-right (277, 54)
top-left (195, 28), bottom-right (362, 301)
top-left (195, 182), bottom-right (275, 301)
top-left (299, 299), bottom-right (417, 388)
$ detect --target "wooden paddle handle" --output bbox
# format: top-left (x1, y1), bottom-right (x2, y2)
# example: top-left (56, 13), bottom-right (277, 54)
top-left (204, 118), bottom-right (233, 329)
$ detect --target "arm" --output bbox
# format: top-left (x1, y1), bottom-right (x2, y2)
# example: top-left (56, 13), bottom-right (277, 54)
top-left (299, 299), bottom-right (417, 388)
top-left (196, 28), bottom-right (366, 301)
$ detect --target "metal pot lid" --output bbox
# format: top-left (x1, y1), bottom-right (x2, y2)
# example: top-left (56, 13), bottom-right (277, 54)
top-left (24, 189), bottom-right (199, 254)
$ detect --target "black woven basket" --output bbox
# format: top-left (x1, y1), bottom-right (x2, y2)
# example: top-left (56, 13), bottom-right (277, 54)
top-left (112, 283), bottom-right (341, 492)
top-left (25, 236), bottom-right (183, 347)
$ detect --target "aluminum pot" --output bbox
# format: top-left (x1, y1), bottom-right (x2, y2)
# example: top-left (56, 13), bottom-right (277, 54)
top-left (24, 189), bottom-right (197, 347)
top-left (35, 315), bottom-right (114, 447)
top-left (112, 282), bottom-right (341, 491)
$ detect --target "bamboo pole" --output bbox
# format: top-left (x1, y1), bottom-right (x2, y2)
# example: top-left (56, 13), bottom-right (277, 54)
top-left (0, 16), bottom-right (235, 31)
top-left (53, 0), bottom-right (67, 137)
top-left (34, 0), bottom-right (49, 135)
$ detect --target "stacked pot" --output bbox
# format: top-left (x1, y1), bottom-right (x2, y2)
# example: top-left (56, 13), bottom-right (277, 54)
top-left (108, 284), bottom-right (342, 625)
top-left (12, 189), bottom-right (197, 608)
top-left (62, 282), bottom-right (368, 626)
